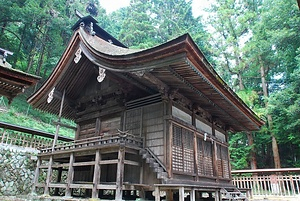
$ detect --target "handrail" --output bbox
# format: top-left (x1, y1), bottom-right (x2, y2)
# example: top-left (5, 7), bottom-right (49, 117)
top-left (0, 121), bottom-right (73, 142)
top-left (40, 132), bottom-right (144, 153)
top-left (232, 172), bottom-right (300, 198)
top-left (231, 168), bottom-right (300, 175)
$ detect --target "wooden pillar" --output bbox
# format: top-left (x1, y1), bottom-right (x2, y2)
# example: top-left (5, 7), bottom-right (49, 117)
top-left (139, 160), bottom-right (144, 184)
top-left (44, 156), bottom-right (53, 195)
top-left (215, 189), bottom-right (220, 201)
top-left (31, 157), bottom-right (41, 194)
top-left (179, 187), bottom-right (185, 201)
top-left (52, 89), bottom-right (66, 151)
top-left (92, 150), bottom-right (101, 198)
top-left (193, 132), bottom-right (198, 181)
top-left (115, 146), bottom-right (125, 201)
top-left (65, 152), bottom-right (74, 197)
top-left (154, 186), bottom-right (160, 201)
top-left (75, 124), bottom-right (80, 140)
top-left (212, 141), bottom-right (218, 179)
top-left (166, 189), bottom-right (173, 201)
top-left (167, 121), bottom-right (173, 178)
top-left (190, 188), bottom-right (195, 201)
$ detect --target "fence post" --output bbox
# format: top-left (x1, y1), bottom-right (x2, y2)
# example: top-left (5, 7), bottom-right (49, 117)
top-left (1, 128), bottom-right (6, 143)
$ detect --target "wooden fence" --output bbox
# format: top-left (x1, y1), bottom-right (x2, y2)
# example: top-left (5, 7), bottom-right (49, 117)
top-left (0, 121), bottom-right (73, 149)
top-left (232, 168), bottom-right (300, 198)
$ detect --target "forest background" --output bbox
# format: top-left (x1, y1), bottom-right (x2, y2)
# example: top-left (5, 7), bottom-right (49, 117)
top-left (0, 0), bottom-right (299, 170)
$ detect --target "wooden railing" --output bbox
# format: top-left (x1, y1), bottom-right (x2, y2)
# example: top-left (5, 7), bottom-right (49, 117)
top-left (40, 132), bottom-right (144, 154)
top-left (232, 168), bottom-right (300, 198)
top-left (0, 121), bottom-right (73, 149)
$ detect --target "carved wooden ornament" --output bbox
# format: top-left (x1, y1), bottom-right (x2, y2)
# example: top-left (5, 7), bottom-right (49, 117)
top-left (47, 87), bottom-right (55, 103)
top-left (97, 67), bottom-right (106, 82)
top-left (74, 48), bottom-right (82, 63)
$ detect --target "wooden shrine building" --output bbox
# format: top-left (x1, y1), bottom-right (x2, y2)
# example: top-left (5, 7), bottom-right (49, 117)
top-left (28, 16), bottom-right (264, 201)
top-left (0, 48), bottom-right (40, 103)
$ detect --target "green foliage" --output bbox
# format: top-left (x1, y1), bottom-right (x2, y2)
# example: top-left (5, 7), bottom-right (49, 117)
top-left (229, 132), bottom-right (252, 170)
top-left (0, 94), bottom-right (75, 138)
top-left (209, 0), bottom-right (300, 168)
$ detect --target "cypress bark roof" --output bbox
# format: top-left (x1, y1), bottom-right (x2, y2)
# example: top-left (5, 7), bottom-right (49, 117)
top-left (0, 51), bottom-right (40, 103)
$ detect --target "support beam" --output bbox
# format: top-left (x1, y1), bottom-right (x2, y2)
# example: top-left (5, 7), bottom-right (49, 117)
top-left (190, 188), bottom-right (195, 201)
top-left (166, 190), bottom-right (173, 201)
top-left (92, 150), bottom-right (101, 198)
top-left (215, 190), bottom-right (220, 201)
top-left (31, 157), bottom-right (41, 194)
top-left (65, 152), bottom-right (75, 197)
top-left (212, 141), bottom-right (218, 180)
top-left (154, 186), bottom-right (160, 201)
top-left (179, 187), bottom-right (185, 201)
top-left (115, 146), bottom-right (125, 201)
top-left (44, 156), bottom-right (53, 195)
top-left (51, 89), bottom-right (66, 151)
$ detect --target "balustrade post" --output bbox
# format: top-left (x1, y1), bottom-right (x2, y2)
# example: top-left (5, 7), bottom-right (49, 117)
top-left (1, 128), bottom-right (5, 143)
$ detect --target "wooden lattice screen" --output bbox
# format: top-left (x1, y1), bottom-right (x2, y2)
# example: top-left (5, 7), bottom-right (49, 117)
top-left (217, 144), bottom-right (230, 178)
top-left (172, 125), bottom-right (194, 173)
top-left (197, 137), bottom-right (204, 175)
top-left (203, 139), bottom-right (214, 177)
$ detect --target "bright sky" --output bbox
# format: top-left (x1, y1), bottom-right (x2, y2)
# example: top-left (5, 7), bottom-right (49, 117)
top-left (99, 0), bottom-right (210, 17)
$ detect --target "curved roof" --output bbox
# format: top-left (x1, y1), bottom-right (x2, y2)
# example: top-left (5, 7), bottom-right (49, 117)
top-left (0, 58), bottom-right (40, 103)
top-left (28, 26), bottom-right (264, 132)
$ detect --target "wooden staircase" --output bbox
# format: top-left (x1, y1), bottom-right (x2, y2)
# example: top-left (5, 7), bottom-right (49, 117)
top-left (139, 148), bottom-right (168, 183)
top-left (221, 188), bottom-right (248, 201)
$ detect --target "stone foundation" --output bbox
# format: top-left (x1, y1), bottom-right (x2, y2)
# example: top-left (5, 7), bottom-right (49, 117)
top-left (0, 143), bottom-right (38, 196)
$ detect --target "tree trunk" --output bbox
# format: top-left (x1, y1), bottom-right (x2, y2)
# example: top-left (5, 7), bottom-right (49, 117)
top-left (246, 132), bottom-right (257, 169)
top-left (35, 42), bottom-right (46, 76)
top-left (238, 72), bottom-right (245, 90)
top-left (259, 55), bottom-right (281, 169)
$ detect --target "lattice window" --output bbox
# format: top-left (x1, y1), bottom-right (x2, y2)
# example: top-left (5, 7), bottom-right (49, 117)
top-left (182, 128), bottom-right (194, 173)
top-left (217, 144), bottom-right (223, 177)
top-left (203, 140), bottom-right (214, 177)
top-left (172, 125), bottom-right (194, 173)
top-left (197, 137), bottom-right (205, 175)
top-left (217, 144), bottom-right (230, 178)
top-left (172, 125), bottom-right (183, 172)
top-left (221, 145), bottom-right (230, 178)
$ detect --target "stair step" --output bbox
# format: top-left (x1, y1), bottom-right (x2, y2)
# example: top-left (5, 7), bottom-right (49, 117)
top-left (146, 157), bottom-right (155, 164)
top-left (157, 171), bottom-right (168, 179)
top-left (149, 162), bottom-right (159, 168)
top-left (142, 153), bottom-right (150, 159)
top-left (153, 167), bottom-right (163, 173)
top-left (139, 149), bottom-right (147, 155)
